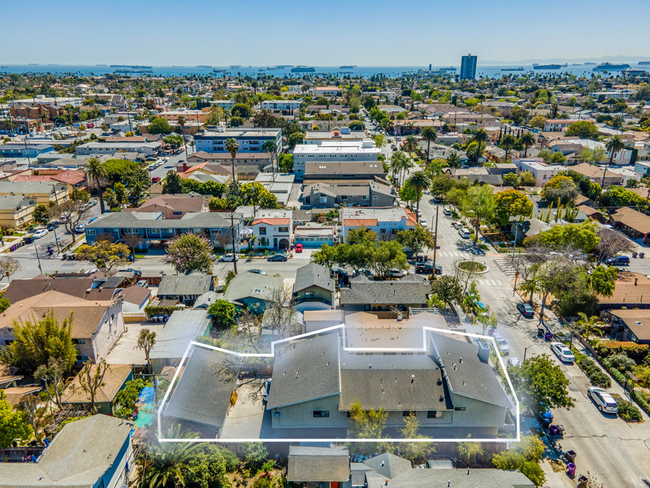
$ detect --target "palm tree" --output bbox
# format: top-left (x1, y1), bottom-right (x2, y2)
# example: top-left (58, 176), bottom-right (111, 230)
top-left (225, 138), bottom-right (239, 194)
top-left (177, 115), bottom-right (187, 157)
top-left (575, 312), bottom-right (604, 345)
top-left (136, 426), bottom-right (202, 488)
top-left (447, 151), bottom-right (461, 169)
top-left (390, 151), bottom-right (412, 188)
top-left (85, 158), bottom-right (108, 214)
top-left (471, 128), bottom-right (488, 164)
top-left (500, 134), bottom-right (517, 162)
top-left (261, 140), bottom-right (278, 175)
top-left (602, 135), bottom-right (626, 188)
top-left (421, 127), bottom-right (437, 164)
top-left (406, 171), bottom-right (432, 221)
top-left (403, 135), bottom-right (419, 155)
top-left (519, 278), bottom-right (540, 305)
top-left (520, 132), bottom-right (535, 157)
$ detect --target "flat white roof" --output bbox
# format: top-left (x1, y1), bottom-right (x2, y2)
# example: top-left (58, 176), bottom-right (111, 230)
top-left (294, 144), bottom-right (379, 155)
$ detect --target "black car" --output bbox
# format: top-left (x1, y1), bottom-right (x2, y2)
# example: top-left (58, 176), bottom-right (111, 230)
top-left (606, 255), bottom-right (630, 266)
top-left (516, 302), bottom-right (535, 318)
top-left (268, 254), bottom-right (287, 262)
top-left (331, 267), bottom-right (349, 285)
top-left (46, 221), bottom-right (60, 230)
top-left (415, 262), bottom-right (442, 274)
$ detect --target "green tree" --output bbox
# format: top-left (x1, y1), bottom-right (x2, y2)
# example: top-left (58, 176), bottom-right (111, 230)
top-left (529, 115), bottom-right (546, 129)
top-left (208, 300), bottom-right (237, 328)
top-left (565, 121), bottom-right (599, 140)
top-left (470, 128), bottom-right (488, 163)
top-left (430, 275), bottom-right (463, 309)
top-left (166, 233), bottom-right (213, 275)
top-left (406, 171), bottom-right (432, 219)
top-left (346, 226), bottom-right (378, 245)
top-left (458, 435), bottom-right (484, 467)
top-left (532, 221), bottom-right (600, 253)
top-left (390, 151), bottom-right (412, 187)
top-left (113, 378), bottom-right (150, 419)
top-left (370, 240), bottom-right (408, 279)
top-left (446, 151), bottom-right (461, 169)
top-left (147, 117), bottom-right (172, 134)
top-left (502, 172), bottom-right (520, 188)
top-left (541, 175), bottom-right (578, 204)
top-left (278, 153), bottom-right (294, 172)
top-left (231, 103), bottom-right (252, 118)
top-left (243, 442), bottom-right (269, 470)
top-left (589, 265), bottom-right (617, 297)
top-left (403, 135), bottom-right (419, 154)
top-left (492, 436), bottom-right (546, 487)
top-left (499, 134), bottom-right (517, 161)
top-left (396, 226), bottom-right (435, 260)
top-left (519, 170), bottom-right (536, 187)
top-left (85, 157), bottom-right (108, 213)
top-left (495, 189), bottom-right (533, 227)
top-left (461, 185), bottom-right (496, 242)
top-left (136, 328), bottom-right (157, 372)
top-left (136, 425), bottom-right (202, 488)
top-left (163, 170), bottom-right (183, 194)
top-left (114, 182), bottom-right (128, 204)
top-left (575, 312), bottom-right (604, 345)
top-left (225, 138), bottom-right (239, 196)
top-left (348, 400), bottom-right (389, 456)
top-left (520, 132), bottom-right (536, 157)
top-left (600, 185), bottom-right (648, 209)
top-left (288, 132), bottom-right (303, 150)
top-left (32, 204), bottom-right (50, 225)
top-left (373, 134), bottom-right (386, 148)
top-left (77, 239), bottom-right (131, 274)
top-left (0, 391), bottom-right (33, 448)
top-left (77, 359), bottom-right (110, 414)
top-left (398, 412), bottom-right (435, 463)
top-left (349, 121), bottom-right (365, 130)
top-left (1, 311), bottom-right (77, 373)
top-left (508, 354), bottom-right (575, 413)
top-left (311, 244), bottom-right (339, 269)
top-left (421, 126), bottom-right (437, 163)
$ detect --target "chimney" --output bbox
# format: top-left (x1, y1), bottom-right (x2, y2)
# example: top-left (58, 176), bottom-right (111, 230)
top-left (635, 277), bottom-right (638, 286)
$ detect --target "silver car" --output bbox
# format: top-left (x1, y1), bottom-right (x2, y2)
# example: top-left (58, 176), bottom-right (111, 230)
top-left (587, 387), bottom-right (619, 414)
top-left (492, 333), bottom-right (510, 355)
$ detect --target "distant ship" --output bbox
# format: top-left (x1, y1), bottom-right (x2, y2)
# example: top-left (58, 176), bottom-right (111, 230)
top-left (571, 63), bottom-right (582, 66)
top-left (276, 65), bottom-right (293, 69)
top-left (584, 62), bottom-right (597, 65)
top-left (291, 66), bottom-right (316, 72)
top-left (229, 65), bottom-right (241, 68)
top-left (96, 64), bottom-right (108, 66)
top-left (110, 65), bottom-right (152, 69)
top-left (258, 68), bottom-right (266, 71)
top-left (533, 64), bottom-right (562, 69)
top-left (114, 68), bottom-right (152, 73)
top-left (593, 63), bottom-right (631, 71)
top-left (197, 65), bottom-right (212, 69)
top-left (639, 61), bottom-right (650, 65)
top-left (340, 65), bottom-right (357, 69)
top-left (213, 69), bottom-right (227, 73)
top-left (502, 67), bottom-right (524, 71)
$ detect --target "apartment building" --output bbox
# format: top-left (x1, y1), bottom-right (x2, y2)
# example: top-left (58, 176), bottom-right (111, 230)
top-left (293, 140), bottom-right (380, 180)
top-left (341, 206), bottom-right (416, 242)
top-left (76, 141), bottom-right (162, 156)
top-left (303, 128), bottom-right (368, 145)
top-left (194, 128), bottom-right (282, 154)
top-left (0, 196), bottom-right (37, 228)
top-left (512, 158), bottom-right (563, 186)
top-left (544, 119), bottom-right (596, 132)
top-left (260, 100), bottom-right (303, 111)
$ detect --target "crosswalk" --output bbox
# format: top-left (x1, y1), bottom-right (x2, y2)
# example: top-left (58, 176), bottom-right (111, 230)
top-left (436, 250), bottom-right (484, 259)
top-left (493, 257), bottom-right (518, 277)
top-left (476, 278), bottom-right (504, 287)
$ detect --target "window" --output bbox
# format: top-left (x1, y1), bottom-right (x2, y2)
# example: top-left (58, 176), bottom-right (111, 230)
top-left (305, 292), bottom-right (315, 298)
top-left (427, 411), bottom-right (443, 418)
top-left (372, 195), bottom-right (378, 200)
top-left (172, 211), bottom-right (182, 215)
top-left (211, 229), bottom-right (222, 235)
top-left (72, 338), bottom-right (86, 344)
top-left (259, 227), bottom-right (267, 235)
top-left (313, 410), bottom-right (329, 418)
top-left (454, 407), bottom-right (466, 411)
top-left (340, 195), bottom-right (347, 201)
top-left (380, 228), bottom-right (386, 234)
top-left (278, 226), bottom-right (289, 233)
top-left (362, 195), bottom-right (369, 200)
top-left (402, 411), bottom-right (412, 417)
top-left (87, 229), bottom-right (95, 235)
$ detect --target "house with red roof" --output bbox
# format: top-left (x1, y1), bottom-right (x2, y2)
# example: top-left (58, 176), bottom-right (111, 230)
top-left (248, 209), bottom-right (294, 249)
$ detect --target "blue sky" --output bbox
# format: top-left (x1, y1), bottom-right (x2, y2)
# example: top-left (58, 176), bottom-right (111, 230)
top-left (3, 0), bottom-right (650, 66)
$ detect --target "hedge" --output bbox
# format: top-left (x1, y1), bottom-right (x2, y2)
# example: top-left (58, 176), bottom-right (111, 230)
top-left (145, 305), bottom-right (183, 317)
top-left (596, 341), bottom-right (649, 362)
top-left (631, 390), bottom-right (650, 416)
top-left (576, 356), bottom-right (611, 388)
top-left (602, 358), bottom-right (627, 385)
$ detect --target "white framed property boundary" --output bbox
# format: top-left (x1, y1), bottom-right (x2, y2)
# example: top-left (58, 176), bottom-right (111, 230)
top-left (157, 324), bottom-right (520, 444)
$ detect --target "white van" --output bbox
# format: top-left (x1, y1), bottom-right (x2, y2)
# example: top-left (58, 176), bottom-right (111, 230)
top-left (458, 228), bottom-right (471, 239)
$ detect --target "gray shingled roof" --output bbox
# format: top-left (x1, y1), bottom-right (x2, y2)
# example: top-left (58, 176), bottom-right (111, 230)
top-left (87, 210), bottom-right (233, 229)
top-left (430, 332), bottom-right (512, 409)
top-left (293, 262), bottom-right (335, 294)
top-left (385, 468), bottom-right (535, 488)
top-left (0, 415), bottom-right (132, 487)
top-left (223, 273), bottom-right (283, 303)
top-left (340, 279), bottom-right (429, 306)
top-left (164, 346), bottom-right (237, 431)
top-left (339, 352), bottom-right (450, 411)
top-left (149, 310), bottom-right (210, 359)
top-left (266, 332), bottom-right (340, 409)
top-left (363, 453), bottom-right (413, 480)
top-left (158, 274), bottom-right (214, 297)
top-left (287, 446), bottom-right (350, 482)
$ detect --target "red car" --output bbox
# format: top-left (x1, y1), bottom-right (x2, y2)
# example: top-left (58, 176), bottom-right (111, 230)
top-left (151, 176), bottom-right (161, 183)
top-left (295, 243), bottom-right (303, 253)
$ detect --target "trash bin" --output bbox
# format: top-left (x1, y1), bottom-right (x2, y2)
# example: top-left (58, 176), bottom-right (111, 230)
top-left (565, 450), bottom-right (577, 463)
top-left (545, 332), bottom-right (553, 341)
top-left (537, 328), bottom-right (544, 337)
top-left (567, 463), bottom-right (576, 477)
top-left (549, 425), bottom-right (559, 435)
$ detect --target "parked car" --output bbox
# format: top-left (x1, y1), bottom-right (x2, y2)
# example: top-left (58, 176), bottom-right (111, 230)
top-left (443, 208), bottom-right (452, 216)
top-left (136, 280), bottom-right (148, 288)
top-left (492, 333), bottom-right (510, 355)
top-left (331, 268), bottom-right (349, 285)
top-left (295, 243), bottom-right (303, 253)
top-left (587, 387), bottom-right (619, 414)
top-left (74, 224), bottom-right (86, 233)
top-left (387, 268), bottom-right (407, 278)
top-left (516, 302), bottom-right (535, 319)
top-left (506, 357), bottom-right (521, 368)
top-left (606, 255), bottom-right (630, 266)
top-left (415, 261), bottom-right (442, 274)
top-left (550, 342), bottom-right (575, 363)
top-left (46, 221), bottom-right (60, 230)
top-left (152, 176), bottom-right (161, 183)
top-left (33, 229), bottom-right (48, 239)
top-left (248, 269), bottom-right (267, 275)
top-left (458, 228), bottom-right (471, 239)
top-left (218, 254), bottom-right (238, 262)
top-left (268, 254), bottom-right (287, 262)
top-left (420, 218), bottom-right (428, 227)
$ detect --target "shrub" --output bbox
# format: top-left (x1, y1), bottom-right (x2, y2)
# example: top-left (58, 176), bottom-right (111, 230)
top-left (631, 389), bottom-right (650, 415)
top-left (617, 400), bottom-right (643, 421)
top-left (608, 353), bottom-right (637, 372)
top-left (597, 341), bottom-right (649, 363)
top-left (576, 356), bottom-right (612, 388)
top-left (602, 358), bottom-right (627, 385)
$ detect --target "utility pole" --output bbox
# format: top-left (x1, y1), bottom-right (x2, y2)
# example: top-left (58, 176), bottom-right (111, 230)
top-left (432, 206), bottom-right (439, 278)
top-left (230, 210), bottom-right (238, 274)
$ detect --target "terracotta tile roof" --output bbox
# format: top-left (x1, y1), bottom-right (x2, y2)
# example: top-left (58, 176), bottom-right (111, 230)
top-left (51, 171), bottom-right (85, 185)
top-left (345, 218), bottom-right (378, 227)
top-left (252, 218), bottom-right (291, 225)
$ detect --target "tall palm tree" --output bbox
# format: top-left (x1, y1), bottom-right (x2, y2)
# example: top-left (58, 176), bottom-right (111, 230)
top-left (575, 312), bottom-right (604, 345)
top-left (520, 132), bottom-right (535, 157)
top-left (225, 138), bottom-right (239, 195)
top-left (177, 115), bottom-right (187, 157)
top-left (85, 158), bottom-right (108, 214)
top-left (602, 135), bottom-right (626, 188)
top-left (390, 151), bottom-right (412, 188)
top-left (403, 135), bottom-right (419, 155)
top-left (261, 140), bottom-right (278, 175)
top-left (471, 128), bottom-right (488, 164)
top-left (421, 127), bottom-right (437, 164)
top-left (136, 426), bottom-right (202, 488)
top-left (447, 151), bottom-right (461, 169)
top-left (500, 134), bottom-right (517, 162)
top-left (406, 171), bottom-right (432, 221)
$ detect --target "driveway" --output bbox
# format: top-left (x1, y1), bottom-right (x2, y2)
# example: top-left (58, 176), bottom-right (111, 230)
top-left (220, 381), bottom-right (266, 439)
top-left (105, 323), bottom-right (165, 365)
